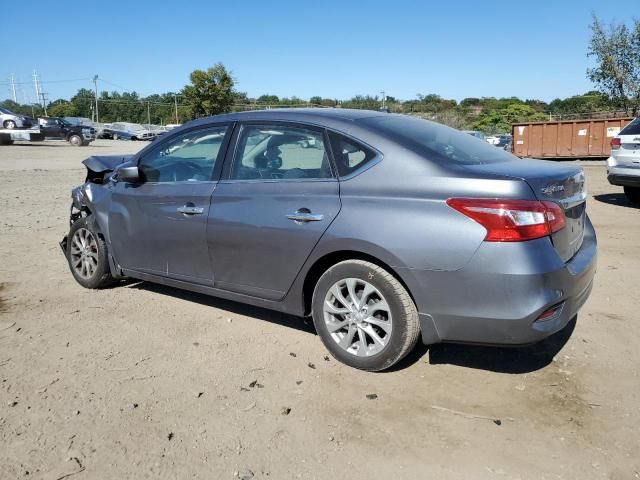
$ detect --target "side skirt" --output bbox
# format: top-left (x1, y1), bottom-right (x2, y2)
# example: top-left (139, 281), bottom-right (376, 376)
top-left (121, 269), bottom-right (293, 315)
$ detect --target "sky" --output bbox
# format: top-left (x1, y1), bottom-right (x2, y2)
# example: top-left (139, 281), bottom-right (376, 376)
top-left (1, 0), bottom-right (636, 104)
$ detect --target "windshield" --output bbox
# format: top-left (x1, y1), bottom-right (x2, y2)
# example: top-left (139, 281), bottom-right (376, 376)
top-left (0, 107), bottom-right (15, 115)
top-left (361, 115), bottom-right (514, 165)
top-left (130, 124), bottom-right (147, 131)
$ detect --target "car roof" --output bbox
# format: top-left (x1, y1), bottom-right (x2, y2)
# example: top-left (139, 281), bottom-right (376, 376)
top-left (186, 108), bottom-right (390, 130)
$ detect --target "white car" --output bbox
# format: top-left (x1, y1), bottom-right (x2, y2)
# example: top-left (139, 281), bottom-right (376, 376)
top-left (607, 117), bottom-right (640, 204)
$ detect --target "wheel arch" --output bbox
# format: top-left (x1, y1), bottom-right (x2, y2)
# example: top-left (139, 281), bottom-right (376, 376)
top-left (301, 249), bottom-right (417, 317)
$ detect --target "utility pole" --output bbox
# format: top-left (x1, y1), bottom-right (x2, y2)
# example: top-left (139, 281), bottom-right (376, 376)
top-left (381, 90), bottom-right (386, 109)
top-left (147, 101), bottom-right (151, 129)
top-left (92, 75), bottom-right (99, 123)
top-left (174, 94), bottom-right (179, 124)
top-left (33, 70), bottom-right (41, 109)
top-left (40, 92), bottom-right (48, 116)
top-left (10, 74), bottom-right (17, 103)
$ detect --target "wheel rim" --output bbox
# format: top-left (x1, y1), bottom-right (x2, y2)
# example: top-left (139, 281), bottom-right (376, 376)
top-left (70, 228), bottom-right (99, 279)
top-left (5, 121), bottom-right (15, 129)
top-left (70, 136), bottom-right (81, 145)
top-left (323, 278), bottom-right (392, 357)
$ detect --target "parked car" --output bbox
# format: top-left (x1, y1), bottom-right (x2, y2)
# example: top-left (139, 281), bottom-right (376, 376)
top-left (38, 117), bottom-right (96, 146)
top-left (61, 109), bottom-right (597, 371)
top-left (462, 130), bottom-right (486, 141)
top-left (0, 107), bottom-right (33, 129)
top-left (63, 117), bottom-right (94, 127)
top-left (607, 117), bottom-right (640, 204)
top-left (102, 122), bottom-right (156, 141)
top-left (496, 134), bottom-right (512, 150)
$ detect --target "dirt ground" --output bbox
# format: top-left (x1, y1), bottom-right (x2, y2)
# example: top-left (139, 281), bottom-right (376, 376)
top-left (1, 139), bottom-right (639, 480)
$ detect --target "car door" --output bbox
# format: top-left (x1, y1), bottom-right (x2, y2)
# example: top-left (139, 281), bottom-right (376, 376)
top-left (208, 122), bottom-right (341, 301)
top-left (40, 118), bottom-right (61, 137)
top-left (108, 124), bottom-right (231, 285)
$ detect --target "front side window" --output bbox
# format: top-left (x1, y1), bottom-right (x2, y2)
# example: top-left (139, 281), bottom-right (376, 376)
top-left (230, 124), bottom-right (332, 180)
top-left (139, 126), bottom-right (227, 183)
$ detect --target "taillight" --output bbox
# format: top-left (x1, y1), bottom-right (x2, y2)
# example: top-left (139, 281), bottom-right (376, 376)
top-left (446, 198), bottom-right (566, 242)
top-left (610, 137), bottom-right (621, 150)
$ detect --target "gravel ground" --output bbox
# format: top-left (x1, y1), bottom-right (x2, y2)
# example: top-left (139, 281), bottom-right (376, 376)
top-left (0, 140), bottom-right (639, 479)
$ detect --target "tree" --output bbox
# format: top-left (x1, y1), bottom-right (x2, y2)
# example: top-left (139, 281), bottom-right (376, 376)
top-left (472, 103), bottom-right (546, 134)
top-left (48, 100), bottom-right (78, 118)
top-left (182, 63), bottom-right (235, 117)
top-left (587, 15), bottom-right (640, 115)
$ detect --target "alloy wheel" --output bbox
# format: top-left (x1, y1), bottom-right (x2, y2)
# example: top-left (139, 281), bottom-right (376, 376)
top-left (323, 278), bottom-right (393, 357)
top-left (70, 227), bottom-right (99, 279)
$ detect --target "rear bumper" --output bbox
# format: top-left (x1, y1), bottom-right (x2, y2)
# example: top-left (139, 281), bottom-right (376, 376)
top-left (404, 216), bottom-right (597, 345)
top-left (607, 173), bottom-right (640, 188)
top-left (607, 159), bottom-right (640, 187)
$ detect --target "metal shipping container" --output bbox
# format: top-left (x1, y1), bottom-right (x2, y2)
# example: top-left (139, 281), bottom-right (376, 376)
top-left (511, 117), bottom-right (633, 159)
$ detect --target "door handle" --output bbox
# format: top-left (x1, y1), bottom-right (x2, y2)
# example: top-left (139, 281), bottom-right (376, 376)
top-left (177, 205), bottom-right (204, 215)
top-left (286, 210), bottom-right (324, 223)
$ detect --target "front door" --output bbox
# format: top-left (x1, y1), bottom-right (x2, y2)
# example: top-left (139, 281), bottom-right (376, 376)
top-left (109, 124), bottom-right (230, 285)
top-left (208, 123), bottom-right (341, 300)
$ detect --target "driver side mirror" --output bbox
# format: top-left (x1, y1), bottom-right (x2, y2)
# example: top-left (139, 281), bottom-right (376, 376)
top-left (116, 165), bottom-right (140, 183)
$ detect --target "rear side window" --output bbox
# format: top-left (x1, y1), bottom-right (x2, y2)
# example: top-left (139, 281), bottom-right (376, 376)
top-left (230, 124), bottom-right (332, 180)
top-left (329, 133), bottom-right (377, 177)
top-left (620, 118), bottom-right (640, 135)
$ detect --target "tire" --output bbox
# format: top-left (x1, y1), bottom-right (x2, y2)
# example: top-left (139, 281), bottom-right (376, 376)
top-left (68, 134), bottom-right (83, 146)
top-left (81, 141), bottom-right (90, 146)
top-left (0, 138), bottom-right (13, 145)
top-left (312, 260), bottom-right (420, 371)
top-left (66, 216), bottom-right (114, 289)
top-left (3, 120), bottom-right (16, 129)
top-left (113, 133), bottom-right (119, 140)
top-left (624, 186), bottom-right (640, 205)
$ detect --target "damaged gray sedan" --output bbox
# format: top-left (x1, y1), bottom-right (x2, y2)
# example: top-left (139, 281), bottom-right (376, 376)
top-left (62, 109), bottom-right (597, 371)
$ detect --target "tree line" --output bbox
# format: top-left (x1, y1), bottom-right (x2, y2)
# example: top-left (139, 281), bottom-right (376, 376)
top-left (2, 16), bottom-right (638, 134)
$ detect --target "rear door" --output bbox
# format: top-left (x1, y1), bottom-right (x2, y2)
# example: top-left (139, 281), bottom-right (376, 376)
top-left (207, 122), bottom-right (341, 300)
top-left (109, 124), bottom-right (230, 284)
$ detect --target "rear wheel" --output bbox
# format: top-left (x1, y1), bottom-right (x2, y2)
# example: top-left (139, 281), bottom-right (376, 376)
top-left (624, 187), bottom-right (640, 205)
top-left (312, 260), bottom-right (420, 371)
top-left (113, 133), bottom-right (119, 140)
top-left (3, 120), bottom-right (16, 129)
top-left (66, 216), bottom-right (114, 289)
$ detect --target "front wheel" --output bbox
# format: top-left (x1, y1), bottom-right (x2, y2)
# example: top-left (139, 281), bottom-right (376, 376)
top-left (66, 217), bottom-right (114, 289)
top-left (624, 186), bottom-right (640, 205)
top-left (312, 260), bottom-right (420, 371)
top-left (3, 120), bottom-right (16, 129)
top-left (68, 134), bottom-right (83, 146)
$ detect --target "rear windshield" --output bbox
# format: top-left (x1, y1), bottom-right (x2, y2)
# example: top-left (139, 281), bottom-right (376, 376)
top-left (360, 115), bottom-right (513, 165)
top-left (620, 118), bottom-right (640, 135)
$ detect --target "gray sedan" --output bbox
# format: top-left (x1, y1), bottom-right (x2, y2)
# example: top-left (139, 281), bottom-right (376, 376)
top-left (61, 109), bottom-right (597, 371)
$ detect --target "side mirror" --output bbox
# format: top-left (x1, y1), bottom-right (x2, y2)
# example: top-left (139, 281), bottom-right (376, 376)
top-left (116, 165), bottom-right (140, 183)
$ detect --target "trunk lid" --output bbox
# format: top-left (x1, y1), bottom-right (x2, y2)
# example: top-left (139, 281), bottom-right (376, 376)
top-left (461, 159), bottom-right (587, 262)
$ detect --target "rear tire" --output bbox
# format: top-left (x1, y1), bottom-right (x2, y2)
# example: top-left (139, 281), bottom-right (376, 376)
top-left (624, 187), bottom-right (640, 205)
top-left (113, 133), bottom-right (119, 140)
top-left (66, 216), bottom-right (114, 289)
top-left (312, 260), bottom-right (420, 371)
top-left (3, 120), bottom-right (16, 129)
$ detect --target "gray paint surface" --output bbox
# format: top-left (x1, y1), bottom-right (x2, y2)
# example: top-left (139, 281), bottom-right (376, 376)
top-left (68, 108), bottom-right (597, 346)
